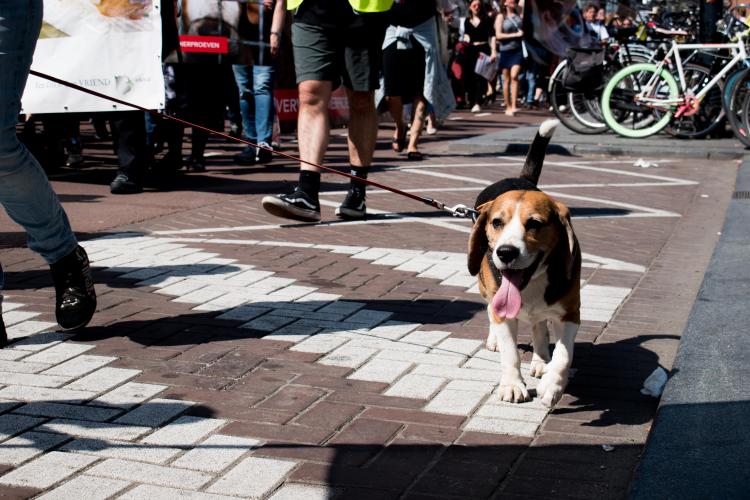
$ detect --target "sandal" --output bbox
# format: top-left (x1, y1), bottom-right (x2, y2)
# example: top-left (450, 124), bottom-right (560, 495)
top-left (392, 130), bottom-right (407, 153)
top-left (406, 151), bottom-right (424, 161)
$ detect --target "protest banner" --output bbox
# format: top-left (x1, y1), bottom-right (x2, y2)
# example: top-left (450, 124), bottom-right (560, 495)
top-left (21, 0), bottom-right (164, 113)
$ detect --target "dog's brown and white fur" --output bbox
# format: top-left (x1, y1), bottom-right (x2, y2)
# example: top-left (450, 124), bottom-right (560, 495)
top-left (467, 119), bottom-right (581, 407)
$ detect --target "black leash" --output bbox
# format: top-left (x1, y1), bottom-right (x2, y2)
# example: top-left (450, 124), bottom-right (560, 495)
top-left (29, 70), bottom-right (479, 220)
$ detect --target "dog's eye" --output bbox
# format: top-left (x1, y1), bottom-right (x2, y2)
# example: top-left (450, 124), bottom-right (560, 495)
top-left (525, 218), bottom-right (544, 231)
top-left (492, 218), bottom-right (504, 228)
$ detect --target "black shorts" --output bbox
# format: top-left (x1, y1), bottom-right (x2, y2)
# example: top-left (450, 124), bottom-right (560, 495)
top-left (292, 20), bottom-right (386, 91)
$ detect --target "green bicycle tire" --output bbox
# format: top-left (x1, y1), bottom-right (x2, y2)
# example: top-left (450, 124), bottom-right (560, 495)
top-left (601, 63), bottom-right (679, 139)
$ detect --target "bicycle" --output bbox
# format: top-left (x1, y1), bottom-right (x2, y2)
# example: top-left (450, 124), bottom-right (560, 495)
top-left (601, 10), bottom-right (749, 139)
top-left (549, 23), bottom-right (692, 135)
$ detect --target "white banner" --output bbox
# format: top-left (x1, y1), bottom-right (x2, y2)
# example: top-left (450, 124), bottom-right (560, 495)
top-left (21, 0), bottom-right (165, 114)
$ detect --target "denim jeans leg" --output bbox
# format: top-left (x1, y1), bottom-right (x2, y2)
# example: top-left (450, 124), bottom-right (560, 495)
top-left (232, 64), bottom-right (257, 143)
top-left (253, 65), bottom-right (275, 146)
top-left (0, 0), bottom-right (78, 285)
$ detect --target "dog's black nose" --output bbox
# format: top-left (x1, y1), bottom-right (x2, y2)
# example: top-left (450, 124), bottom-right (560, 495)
top-left (496, 245), bottom-right (520, 263)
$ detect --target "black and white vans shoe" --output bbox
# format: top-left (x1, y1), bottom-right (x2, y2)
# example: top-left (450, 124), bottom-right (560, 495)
top-left (335, 187), bottom-right (366, 219)
top-left (262, 188), bottom-right (321, 222)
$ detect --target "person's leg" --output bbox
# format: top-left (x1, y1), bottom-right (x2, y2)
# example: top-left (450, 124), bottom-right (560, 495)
top-left (0, 0), bottom-right (95, 334)
top-left (253, 65), bottom-right (276, 163)
top-left (335, 14), bottom-right (386, 219)
top-left (110, 110), bottom-right (147, 192)
top-left (502, 67), bottom-right (511, 111)
top-left (406, 96), bottom-right (427, 159)
top-left (526, 66), bottom-right (537, 105)
top-left (262, 22), bottom-right (338, 222)
top-left (387, 96), bottom-right (406, 151)
top-left (510, 63), bottom-right (521, 114)
top-left (232, 64), bottom-right (257, 165)
top-left (346, 89), bottom-right (377, 169)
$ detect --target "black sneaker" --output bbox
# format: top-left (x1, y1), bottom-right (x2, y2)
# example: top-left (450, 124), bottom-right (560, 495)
top-left (262, 188), bottom-right (321, 222)
top-left (234, 145), bottom-right (257, 165)
top-left (186, 156), bottom-right (206, 172)
top-left (256, 143), bottom-right (273, 164)
top-left (50, 245), bottom-right (96, 330)
top-left (110, 173), bottom-right (142, 194)
top-left (335, 187), bottom-right (366, 219)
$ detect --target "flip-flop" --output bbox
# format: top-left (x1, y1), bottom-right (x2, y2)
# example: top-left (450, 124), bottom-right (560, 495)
top-left (407, 151), bottom-right (424, 161)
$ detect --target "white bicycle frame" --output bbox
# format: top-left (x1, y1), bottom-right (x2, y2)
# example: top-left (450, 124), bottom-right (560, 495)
top-left (636, 32), bottom-right (749, 110)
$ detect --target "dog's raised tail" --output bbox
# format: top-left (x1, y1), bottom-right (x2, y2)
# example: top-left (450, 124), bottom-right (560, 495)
top-left (520, 118), bottom-right (559, 186)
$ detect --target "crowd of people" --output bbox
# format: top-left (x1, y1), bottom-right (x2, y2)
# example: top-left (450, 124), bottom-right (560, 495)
top-left (18, 0), bottom-right (569, 197)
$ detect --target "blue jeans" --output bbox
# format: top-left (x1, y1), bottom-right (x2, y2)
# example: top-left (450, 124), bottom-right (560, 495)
top-left (0, 0), bottom-right (78, 293)
top-left (232, 65), bottom-right (276, 147)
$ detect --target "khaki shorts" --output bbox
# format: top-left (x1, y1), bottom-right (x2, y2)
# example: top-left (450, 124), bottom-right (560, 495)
top-left (292, 21), bottom-right (385, 91)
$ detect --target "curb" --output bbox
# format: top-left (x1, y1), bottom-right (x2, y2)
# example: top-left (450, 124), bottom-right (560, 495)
top-left (628, 157), bottom-right (750, 498)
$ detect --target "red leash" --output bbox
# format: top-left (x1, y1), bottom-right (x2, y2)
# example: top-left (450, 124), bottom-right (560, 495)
top-left (29, 70), bottom-right (477, 219)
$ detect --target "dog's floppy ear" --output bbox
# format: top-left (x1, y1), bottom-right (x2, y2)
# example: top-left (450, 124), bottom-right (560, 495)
top-left (554, 201), bottom-right (578, 280)
top-left (468, 208), bottom-right (489, 276)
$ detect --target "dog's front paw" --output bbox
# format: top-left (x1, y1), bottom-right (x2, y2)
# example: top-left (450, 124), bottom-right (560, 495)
top-left (498, 378), bottom-right (530, 403)
top-left (537, 371), bottom-right (567, 407)
top-left (485, 332), bottom-right (498, 351)
top-left (529, 358), bottom-right (547, 378)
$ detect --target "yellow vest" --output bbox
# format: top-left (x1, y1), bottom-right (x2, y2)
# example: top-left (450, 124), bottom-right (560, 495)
top-left (287, 0), bottom-right (393, 13)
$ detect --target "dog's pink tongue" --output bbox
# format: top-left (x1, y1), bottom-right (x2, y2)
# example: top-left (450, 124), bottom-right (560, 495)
top-left (492, 271), bottom-right (524, 319)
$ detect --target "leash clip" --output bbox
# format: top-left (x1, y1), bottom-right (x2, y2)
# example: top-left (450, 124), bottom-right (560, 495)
top-left (444, 203), bottom-right (479, 221)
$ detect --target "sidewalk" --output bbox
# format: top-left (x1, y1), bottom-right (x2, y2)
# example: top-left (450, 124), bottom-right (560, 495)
top-left (0, 109), bottom-right (741, 498)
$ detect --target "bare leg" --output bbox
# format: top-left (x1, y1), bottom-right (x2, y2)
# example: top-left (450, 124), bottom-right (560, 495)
top-left (502, 68), bottom-right (511, 112)
top-left (386, 95), bottom-right (406, 151)
top-left (297, 80), bottom-right (333, 172)
top-left (345, 88), bottom-right (377, 168)
top-left (509, 64), bottom-right (521, 114)
top-left (407, 97), bottom-right (427, 154)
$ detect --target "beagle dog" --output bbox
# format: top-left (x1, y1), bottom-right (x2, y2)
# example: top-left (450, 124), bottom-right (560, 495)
top-left (468, 119), bottom-right (581, 407)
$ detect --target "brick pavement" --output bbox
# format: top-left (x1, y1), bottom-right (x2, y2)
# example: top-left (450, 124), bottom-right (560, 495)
top-left (0, 109), bottom-right (740, 498)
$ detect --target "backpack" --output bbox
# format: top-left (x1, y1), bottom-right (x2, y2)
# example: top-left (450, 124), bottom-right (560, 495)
top-left (561, 47), bottom-right (605, 94)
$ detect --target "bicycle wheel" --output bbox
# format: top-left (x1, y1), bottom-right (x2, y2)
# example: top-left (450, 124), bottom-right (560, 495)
top-left (727, 67), bottom-right (750, 147)
top-left (601, 63), bottom-right (679, 138)
top-left (665, 63), bottom-right (725, 139)
top-left (549, 62), bottom-right (608, 134)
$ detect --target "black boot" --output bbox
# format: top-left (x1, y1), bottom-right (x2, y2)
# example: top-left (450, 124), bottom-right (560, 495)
top-left (50, 246), bottom-right (96, 330)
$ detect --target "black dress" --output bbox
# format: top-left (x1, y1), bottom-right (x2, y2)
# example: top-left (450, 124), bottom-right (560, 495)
top-left (462, 15), bottom-right (494, 107)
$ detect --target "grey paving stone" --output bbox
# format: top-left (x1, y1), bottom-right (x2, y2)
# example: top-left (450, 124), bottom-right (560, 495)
top-left (6, 332), bottom-right (72, 352)
top-left (0, 413), bottom-right (45, 442)
top-left (114, 399), bottom-right (195, 427)
top-left (0, 431), bottom-right (70, 466)
top-left (0, 451), bottom-right (98, 489)
top-left (86, 458), bottom-right (213, 490)
top-left (171, 434), bottom-right (260, 473)
top-left (36, 475), bottom-right (131, 500)
top-left (268, 483), bottom-right (340, 500)
top-left (64, 367), bottom-right (141, 393)
top-left (89, 382), bottom-right (166, 409)
top-left (118, 484), bottom-right (238, 500)
top-left (42, 355), bottom-right (118, 378)
top-left (0, 372), bottom-right (71, 388)
top-left (206, 456), bottom-right (297, 498)
top-left (463, 415), bottom-right (541, 437)
top-left (141, 416), bottom-right (226, 446)
top-left (0, 386), bottom-right (97, 404)
top-left (61, 437), bottom-right (182, 464)
top-left (39, 418), bottom-right (151, 441)
top-left (0, 360), bottom-right (52, 374)
top-left (14, 402), bottom-right (122, 422)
